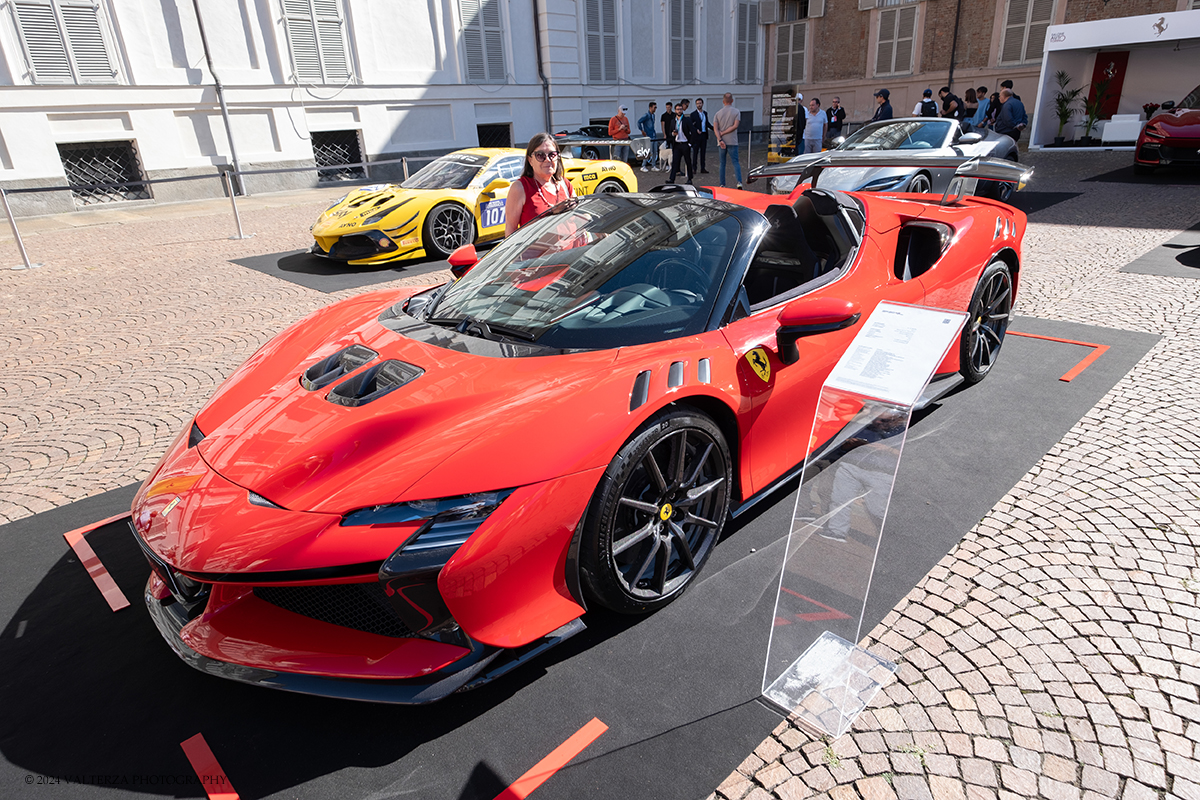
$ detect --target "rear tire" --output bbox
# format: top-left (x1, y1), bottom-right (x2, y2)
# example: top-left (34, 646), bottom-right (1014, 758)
top-left (579, 409), bottom-right (731, 615)
top-left (959, 259), bottom-right (1013, 385)
top-left (582, 146), bottom-right (601, 160)
top-left (595, 178), bottom-right (625, 194)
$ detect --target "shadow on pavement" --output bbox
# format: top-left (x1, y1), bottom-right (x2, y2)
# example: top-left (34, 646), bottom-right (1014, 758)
top-left (230, 250), bottom-right (449, 294)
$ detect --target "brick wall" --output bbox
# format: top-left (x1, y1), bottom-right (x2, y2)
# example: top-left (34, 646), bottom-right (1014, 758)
top-left (810, 0), bottom-right (870, 83)
top-left (1062, 0), bottom-right (1180, 25)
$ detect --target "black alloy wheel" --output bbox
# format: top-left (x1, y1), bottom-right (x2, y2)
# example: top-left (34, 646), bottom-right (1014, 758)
top-left (908, 172), bottom-right (932, 193)
top-left (424, 203), bottom-right (475, 259)
top-left (959, 258), bottom-right (1013, 384)
top-left (582, 146), bottom-right (601, 160)
top-left (595, 178), bottom-right (625, 194)
top-left (580, 409), bottom-right (731, 614)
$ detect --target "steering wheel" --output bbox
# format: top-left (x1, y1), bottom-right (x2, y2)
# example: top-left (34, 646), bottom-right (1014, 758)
top-left (650, 258), bottom-right (710, 297)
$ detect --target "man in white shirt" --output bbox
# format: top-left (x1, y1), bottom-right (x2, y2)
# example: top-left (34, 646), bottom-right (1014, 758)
top-left (713, 93), bottom-right (742, 189)
top-left (802, 98), bottom-right (826, 155)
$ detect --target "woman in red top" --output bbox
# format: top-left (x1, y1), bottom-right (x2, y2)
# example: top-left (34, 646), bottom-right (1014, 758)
top-left (504, 133), bottom-right (575, 236)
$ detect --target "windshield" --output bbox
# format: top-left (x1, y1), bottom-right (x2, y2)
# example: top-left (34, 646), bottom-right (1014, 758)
top-left (1181, 85), bottom-right (1200, 110)
top-left (401, 154), bottom-right (489, 190)
top-left (424, 195), bottom-right (742, 350)
top-left (841, 120), bottom-right (953, 151)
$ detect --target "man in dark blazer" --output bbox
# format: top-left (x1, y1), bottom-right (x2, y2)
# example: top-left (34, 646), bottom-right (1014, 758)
top-left (665, 102), bottom-right (695, 184)
top-left (688, 97), bottom-right (715, 174)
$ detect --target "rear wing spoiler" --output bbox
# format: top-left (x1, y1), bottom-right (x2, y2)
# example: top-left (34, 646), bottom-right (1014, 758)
top-left (748, 155), bottom-right (1033, 206)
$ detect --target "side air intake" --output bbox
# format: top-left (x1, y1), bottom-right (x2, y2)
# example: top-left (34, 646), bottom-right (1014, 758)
top-left (326, 361), bottom-right (424, 407)
top-left (301, 345), bottom-right (378, 391)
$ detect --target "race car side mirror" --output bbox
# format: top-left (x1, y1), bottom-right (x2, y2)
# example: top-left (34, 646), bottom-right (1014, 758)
top-left (482, 178), bottom-right (511, 196)
top-left (448, 244), bottom-right (478, 278)
top-left (776, 296), bottom-right (861, 365)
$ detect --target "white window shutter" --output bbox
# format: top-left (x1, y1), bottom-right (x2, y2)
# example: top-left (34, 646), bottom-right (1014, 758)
top-left (858, 0), bottom-right (875, 11)
top-left (775, 24), bottom-right (789, 84)
top-left (15, 2), bottom-right (73, 83)
top-left (746, 3), bottom-right (758, 82)
top-left (683, 0), bottom-right (695, 82)
top-left (1000, 0), bottom-right (1029, 64)
top-left (61, 4), bottom-right (115, 82)
top-left (460, 0), bottom-right (504, 83)
top-left (893, 5), bottom-right (915, 74)
top-left (1024, 0), bottom-right (1054, 61)
top-left (875, 8), bottom-right (895, 75)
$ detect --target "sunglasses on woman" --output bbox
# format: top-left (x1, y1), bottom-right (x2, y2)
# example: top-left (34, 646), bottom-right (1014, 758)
top-left (531, 151), bottom-right (559, 162)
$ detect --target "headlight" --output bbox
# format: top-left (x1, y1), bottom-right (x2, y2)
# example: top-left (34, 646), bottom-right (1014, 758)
top-left (324, 194), bottom-right (349, 211)
top-left (1144, 125), bottom-right (1166, 140)
top-left (860, 174), bottom-right (907, 191)
top-left (365, 202), bottom-right (404, 225)
top-left (343, 489), bottom-right (514, 528)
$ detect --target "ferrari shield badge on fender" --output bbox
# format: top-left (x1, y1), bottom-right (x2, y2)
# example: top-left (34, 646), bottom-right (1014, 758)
top-left (746, 348), bottom-right (771, 382)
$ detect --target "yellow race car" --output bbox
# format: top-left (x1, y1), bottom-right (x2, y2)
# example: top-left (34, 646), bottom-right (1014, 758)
top-left (310, 147), bottom-right (638, 265)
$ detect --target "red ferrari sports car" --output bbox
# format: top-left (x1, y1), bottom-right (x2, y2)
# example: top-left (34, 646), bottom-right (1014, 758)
top-left (130, 157), bottom-right (1029, 702)
top-left (1135, 83), bottom-right (1200, 174)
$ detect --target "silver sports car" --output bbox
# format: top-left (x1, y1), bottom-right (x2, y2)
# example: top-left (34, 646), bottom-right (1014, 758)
top-left (770, 118), bottom-right (1020, 196)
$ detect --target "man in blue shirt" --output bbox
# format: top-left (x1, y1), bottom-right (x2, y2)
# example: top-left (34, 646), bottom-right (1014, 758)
top-left (993, 88), bottom-right (1028, 142)
top-left (637, 102), bottom-right (659, 172)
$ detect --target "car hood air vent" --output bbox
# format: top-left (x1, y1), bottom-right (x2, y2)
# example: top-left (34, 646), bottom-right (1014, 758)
top-left (326, 360), bottom-right (424, 407)
top-left (301, 345), bottom-right (378, 391)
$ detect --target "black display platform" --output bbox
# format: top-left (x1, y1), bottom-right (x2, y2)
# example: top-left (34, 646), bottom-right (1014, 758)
top-left (230, 250), bottom-right (450, 293)
top-left (1006, 191), bottom-right (1082, 216)
top-left (1083, 165), bottom-right (1200, 185)
top-left (0, 317), bottom-right (1158, 800)
top-left (1119, 221), bottom-right (1200, 279)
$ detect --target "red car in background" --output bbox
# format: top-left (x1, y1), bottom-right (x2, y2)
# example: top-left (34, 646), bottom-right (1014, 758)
top-left (129, 159), bottom-right (1029, 703)
top-left (1135, 83), bottom-right (1200, 174)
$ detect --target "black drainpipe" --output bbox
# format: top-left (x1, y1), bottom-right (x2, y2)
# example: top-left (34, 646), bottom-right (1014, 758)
top-left (947, 0), bottom-right (963, 90)
top-left (533, 0), bottom-right (552, 132)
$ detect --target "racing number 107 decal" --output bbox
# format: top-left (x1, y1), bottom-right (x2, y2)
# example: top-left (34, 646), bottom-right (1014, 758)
top-left (481, 198), bottom-right (506, 228)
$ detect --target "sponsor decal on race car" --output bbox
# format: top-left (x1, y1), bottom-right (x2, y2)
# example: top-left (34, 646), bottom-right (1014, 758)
top-left (481, 198), bottom-right (506, 228)
top-left (582, 173), bottom-right (597, 182)
top-left (399, 236), bottom-right (420, 247)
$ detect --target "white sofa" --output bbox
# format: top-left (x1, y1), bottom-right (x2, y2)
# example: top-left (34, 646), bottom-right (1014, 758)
top-left (1101, 114), bottom-right (1145, 144)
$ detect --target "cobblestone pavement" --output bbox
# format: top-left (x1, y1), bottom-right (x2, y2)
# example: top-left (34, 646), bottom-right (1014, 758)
top-left (710, 157), bottom-right (1200, 800)
top-left (3, 153), bottom-right (1200, 800)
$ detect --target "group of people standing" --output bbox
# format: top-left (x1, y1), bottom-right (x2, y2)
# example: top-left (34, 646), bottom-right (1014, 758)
top-left (625, 94), bottom-right (745, 188)
top-left (870, 80), bottom-right (1028, 142)
top-left (795, 96), bottom-right (847, 155)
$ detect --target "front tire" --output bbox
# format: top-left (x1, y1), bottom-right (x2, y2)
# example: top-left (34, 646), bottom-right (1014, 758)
top-left (959, 259), bottom-right (1013, 385)
top-left (908, 172), bottom-right (932, 193)
top-left (580, 409), bottom-right (731, 614)
top-left (423, 203), bottom-right (475, 259)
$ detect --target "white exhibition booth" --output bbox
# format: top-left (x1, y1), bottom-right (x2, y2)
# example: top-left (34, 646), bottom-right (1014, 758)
top-left (1030, 9), bottom-right (1200, 150)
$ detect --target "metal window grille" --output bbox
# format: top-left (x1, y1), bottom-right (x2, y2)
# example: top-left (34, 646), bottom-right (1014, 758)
top-left (56, 140), bottom-right (149, 206)
top-left (585, 0), bottom-right (618, 83)
top-left (477, 124), bottom-right (512, 148)
top-left (312, 130), bottom-right (365, 182)
top-left (1000, 0), bottom-right (1055, 65)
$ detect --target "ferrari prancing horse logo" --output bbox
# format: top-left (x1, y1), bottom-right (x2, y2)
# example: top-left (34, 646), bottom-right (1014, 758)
top-left (746, 347), bottom-right (771, 383)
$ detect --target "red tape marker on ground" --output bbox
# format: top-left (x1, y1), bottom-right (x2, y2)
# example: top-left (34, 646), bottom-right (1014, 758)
top-left (62, 513), bottom-right (131, 612)
top-left (494, 717), bottom-right (608, 800)
top-left (1008, 332), bottom-right (1110, 382)
top-left (180, 733), bottom-right (239, 800)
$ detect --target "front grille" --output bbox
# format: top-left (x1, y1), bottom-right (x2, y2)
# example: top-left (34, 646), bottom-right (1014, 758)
top-left (1160, 146), bottom-right (1200, 164)
top-left (329, 233), bottom-right (390, 259)
top-left (254, 582), bottom-right (413, 638)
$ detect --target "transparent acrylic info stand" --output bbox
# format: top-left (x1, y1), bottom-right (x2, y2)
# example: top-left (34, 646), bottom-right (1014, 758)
top-left (762, 302), bottom-right (967, 738)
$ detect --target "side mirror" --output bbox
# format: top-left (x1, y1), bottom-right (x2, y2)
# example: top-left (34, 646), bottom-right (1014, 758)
top-left (447, 244), bottom-right (478, 278)
top-left (1161, 101), bottom-right (1176, 111)
top-left (482, 178), bottom-right (511, 196)
top-left (832, 136), bottom-right (846, 148)
top-left (776, 296), bottom-right (861, 365)
top-left (958, 132), bottom-right (983, 144)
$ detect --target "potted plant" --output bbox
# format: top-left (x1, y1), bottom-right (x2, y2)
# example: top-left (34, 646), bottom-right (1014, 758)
top-left (1081, 75), bottom-right (1111, 146)
top-left (1053, 70), bottom-right (1083, 145)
